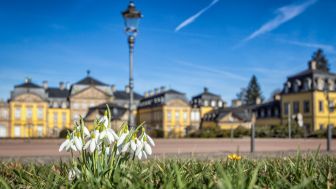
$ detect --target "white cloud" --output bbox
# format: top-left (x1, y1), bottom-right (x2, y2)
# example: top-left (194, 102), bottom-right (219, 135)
top-left (175, 0), bottom-right (219, 32)
top-left (244, 0), bottom-right (317, 42)
top-left (174, 59), bottom-right (248, 81)
top-left (278, 39), bottom-right (335, 53)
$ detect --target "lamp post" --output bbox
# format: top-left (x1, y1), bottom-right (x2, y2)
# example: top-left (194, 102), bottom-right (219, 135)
top-left (324, 84), bottom-right (334, 152)
top-left (250, 113), bottom-right (256, 153)
top-left (122, 1), bottom-right (143, 129)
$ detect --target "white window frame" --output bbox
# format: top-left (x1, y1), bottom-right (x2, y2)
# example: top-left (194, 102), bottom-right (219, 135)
top-left (37, 108), bottom-right (43, 119)
top-left (37, 126), bottom-right (43, 137)
top-left (0, 125), bottom-right (7, 137)
top-left (26, 107), bottom-right (32, 119)
top-left (14, 126), bottom-right (21, 137)
top-left (15, 108), bottom-right (21, 119)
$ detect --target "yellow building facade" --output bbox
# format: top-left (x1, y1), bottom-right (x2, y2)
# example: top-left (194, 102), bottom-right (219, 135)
top-left (255, 53), bottom-right (336, 133)
top-left (137, 89), bottom-right (191, 138)
top-left (6, 79), bottom-right (71, 138)
top-left (9, 91), bottom-right (49, 137)
top-left (190, 87), bottom-right (225, 130)
top-left (202, 105), bottom-right (254, 130)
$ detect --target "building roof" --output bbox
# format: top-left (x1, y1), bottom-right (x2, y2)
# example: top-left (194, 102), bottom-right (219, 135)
top-left (74, 76), bottom-right (108, 86)
top-left (85, 103), bottom-right (127, 120)
top-left (203, 105), bottom-right (255, 122)
top-left (14, 81), bottom-right (42, 89)
top-left (138, 89), bottom-right (188, 108)
top-left (192, 87), bottom-right (221, 100)
top-left (114, 90), bottom-right (143, 100)
top-left (288, 68), bottom-right (336, 80)
top-left (46, 87), bottom-right (69, 98)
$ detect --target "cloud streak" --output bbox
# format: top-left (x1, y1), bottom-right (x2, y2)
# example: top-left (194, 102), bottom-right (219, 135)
top-left (278, 39), bottom-right (335, 53)
top-left (175, 0), bottom-right (219, 32)
top-left (244, 0), bottom-right (317, 42)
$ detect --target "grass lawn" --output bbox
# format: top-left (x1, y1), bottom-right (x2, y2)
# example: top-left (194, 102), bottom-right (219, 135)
top-left (0, 152), bottom-right (335, 189)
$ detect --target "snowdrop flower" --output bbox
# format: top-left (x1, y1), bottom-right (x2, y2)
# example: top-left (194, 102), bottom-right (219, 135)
top-left (117, 132), bottom-right (128, 147)
top-left (121, 142), bottom-right (130, 153)
top-left (135, 139), bottom-right (145, 159)
top-left (68, 167), bottom-right (81, 181)
top-left (73, 135), bottom-right (83, 151)
top-left (145, 134), bottom-right (155, 147)
top-left (101, 116), bottom-right (109, 128)
top-left (134, 133), bottom-right (154, 159)
top-left (59, 137), bottom-right (71, 152)
top-left (82, 126), bottom-right (90, 138)
top-left (100, 128), bottom-right (118, 144)
top-left (84, 130), bottom-right (100, 153)
top-left (143, 141), bottom-right (152, 155)
top-left (130, 139), bottom-right (137, 152)
top-left (59, 135), bottom-right (77, 152)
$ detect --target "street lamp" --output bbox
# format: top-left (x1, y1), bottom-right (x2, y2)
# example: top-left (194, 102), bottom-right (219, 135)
top-left (122, 1), bottom-right (143, 129)
top-left (324, 84), bottom-right (334, 152)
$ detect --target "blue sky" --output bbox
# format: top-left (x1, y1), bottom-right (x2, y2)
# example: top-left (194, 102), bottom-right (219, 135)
top-left (0, 0), bottom-right (335, 103)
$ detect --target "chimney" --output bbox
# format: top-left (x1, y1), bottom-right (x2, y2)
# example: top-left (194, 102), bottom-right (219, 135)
top-left (111, 84), bottom-right (116, 93)
top-left (309, 60), bottom-right (317, 70)
top-left (25, 77), bottom-right (32, 83)
top-left (204, 87), bottom-right (208, 93)
top-left (273, 94), bottom-right (281, 101)
top-left (255, 97), bottom-right (261, 105)
top-left (144, 91), bottom-right (149, 97)
top-left (125, 85), bottom-right (130, 93)
top-left (42, 81), bottom-right (48, 89)
top-left (231, 99), bottom-right (242, 107)
top-left (65, 82), bottom-right (70, 89)
top-left (59, 82), bottom-right (65, 90)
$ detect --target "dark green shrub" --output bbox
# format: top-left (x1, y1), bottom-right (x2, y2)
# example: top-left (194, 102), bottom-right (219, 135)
top-left (59, 128), bottom-right (72, 138)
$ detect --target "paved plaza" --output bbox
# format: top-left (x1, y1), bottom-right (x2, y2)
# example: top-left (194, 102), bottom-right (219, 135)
top-left (0, 138), bottom-right (335, 160)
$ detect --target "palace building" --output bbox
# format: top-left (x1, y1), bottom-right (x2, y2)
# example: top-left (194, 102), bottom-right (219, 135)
top-left (255, 52), bottom-right (336, 133)
top-left (0, 73), bottom-right (142, 138)
top-left (137, 88), bottom-right (191, 138)
top-left (190, 87), bottom-right (225, 131)
top-left (202, 99), bottom-right (255, 130)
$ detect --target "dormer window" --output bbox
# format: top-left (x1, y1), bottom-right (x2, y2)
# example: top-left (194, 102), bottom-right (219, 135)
top-left (328, 79), bottom-right (334, 91)
top-left (204, 100), bottom-right (209, 106)
top-left (303, 78), bottom-right (312, 90)
top-left (285, 81), bottom-right (291, 93)
top-left (211, 100), bottom-right (216, 107)
top-left (293, 79), bottom-right (301, 92)
top-left (317, 77), bottom-right (324, 90)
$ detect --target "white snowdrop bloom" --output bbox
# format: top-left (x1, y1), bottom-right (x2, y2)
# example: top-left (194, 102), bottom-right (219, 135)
top-left (121, 142), bottom-right (130, 153)
top-left (74, 136), bottom-right (83, 151)
top-left (59, 135), bottom-right (77, 152)
top-left (101, 116), bottom-right (109, 128)
top-left (143, 141), bottom-right (152, 155)
top-left (146, 134), bottom-right (155, 147)
top-left (59, 138), bottom-right (70, 152)
top-left (135, 140), bottom-right (144, 159)
top-left (117, 133), bottom-right (128, 147)
top-left (84, 130), bottom-right (100, 153)
top-left (100, 128), bottom-right (118, 144)
top-left (105, 147), bottom-right (110, 155)
top-left (82, 126), bottom-right (90, 137)
top-left (108, 128), bottom-right (119, 140)
top-left (130, 140), bottom-right (137, 151)
top-left (75, 125), bottom-right (90, 138)
top-left (137, 149), bottom-right (143, 159)
top-left (68, 168), bottom-right (81, 181)
top-left (116, 146), bottom-right (122, 155)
